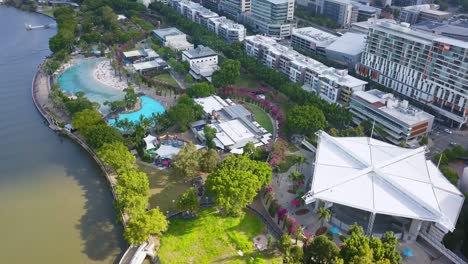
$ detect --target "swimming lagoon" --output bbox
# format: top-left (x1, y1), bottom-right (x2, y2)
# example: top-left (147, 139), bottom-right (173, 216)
top-left (58, 58), bottom-right (165, 123)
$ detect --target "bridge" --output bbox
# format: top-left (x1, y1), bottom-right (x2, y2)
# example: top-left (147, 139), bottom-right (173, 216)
top-left (119, 242), bottom-right (156, 264)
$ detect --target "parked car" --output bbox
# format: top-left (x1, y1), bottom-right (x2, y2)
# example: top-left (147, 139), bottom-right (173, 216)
top-left (450, 142), bottom-right (457, 146)
top-left (444, 129), bottom-right (452, 134)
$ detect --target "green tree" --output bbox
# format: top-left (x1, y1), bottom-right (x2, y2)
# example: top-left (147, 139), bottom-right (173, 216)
top-left (420, 136), bottom-right (428, 145)
top-left (340, 227), bottom-right (374, 264)
top-left (186, 82), bottom-right (215, 98)
top-left (304, 235), bottom-right (340, 264)
top-left (278, 234), bottom-right (293, 254)
top-left (318, 207), bottom-right (331, 228)
top-left (124, 209), bottom-right (168, 244)
top-left (440, 165), bottom-right (459, 185)
top-left (65, 96), bottom-right (98, 115)
top-left (286, 246), bottom-right (304, 263)
top-left (72, 109), bottom-right (103, 131)
top-left (212, 59), bottom-right (241, 88)
top-left (97, 142), bottom-right (136, 173)
top-left (172, 142), bottom-right (201, 179)
top-left (286, 105), bottom-right (327, 136)
top-left (206, 154), bottom-right (271, 215)
top-left (167, 95), bottom-right (204, 131)
top-left (176, 187), bottom-right (200, 215)
top-left (82, 124), bottom-right (122, 149)
top-left (115, 169), bottom-right (150, 216)
top-left (289, 171), bottom-right (304, 183)
top-left (243, 141), bottom-right (257, 158)
top-left (203, 125), bottom-right (217, 149)
top-left (123, 87), bottom-right (138, 109)
top-left (200, 149), bottom-right (220, 172)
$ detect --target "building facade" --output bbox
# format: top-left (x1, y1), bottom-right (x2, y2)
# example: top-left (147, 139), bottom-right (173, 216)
top-left (350, 89), bottom-right (434, 144)
top-left (219, 0), bottom-right (251, 18)
top-left (244, 0), bottom-right (296, 38)
top-left (356, 22), bottom-right (468, 127)
top-left (168, 0), bottom-right (247, 42)
top-left (245, 35), bottom-right (367, 104)
top-left (399, 4), bottom-right (450, 25)
top-left (208, 16), bottom-right (246, 42)
top-left (325, 32), bottom-right (366, 70)
top-left (152, 28), bottom-right (194, 51)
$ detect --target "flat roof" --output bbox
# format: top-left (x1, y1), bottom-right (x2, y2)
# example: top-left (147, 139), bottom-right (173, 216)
top-left (217, 119), bottom-right (255, 145)
top-left (420, 9), bottom-right (451, 16)
top-left (292, 27), bottom-right (338, 47)
top-left (194, 95), bottom-right (228, 114)
top-left (305, 131), bottom-right (464, 231)
top-left (183, 45), bottom-right (217, 59)
top-left (325, 32), bottom-right (366, 56)
top-left (132, 60), bottom-right (164, 71)
top-left (152, 27), bottom-right (185, 38)
top-left (353, 90), bottom-right (434, 125)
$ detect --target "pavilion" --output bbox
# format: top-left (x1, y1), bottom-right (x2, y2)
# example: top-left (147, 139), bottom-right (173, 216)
top-left (304, 131), bottom-right (464, 241)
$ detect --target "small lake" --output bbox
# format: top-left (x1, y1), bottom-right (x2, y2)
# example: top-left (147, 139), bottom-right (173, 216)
top-left (57, 58), bottom-right (124, 114)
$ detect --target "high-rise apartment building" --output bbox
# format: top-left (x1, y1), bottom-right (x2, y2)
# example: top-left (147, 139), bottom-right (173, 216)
top-left (219, 0), bottom-right (251, 18)
top-left (357, 22), bottom-right (468, 127)
top-left (297, 0), bottom-right (358, 28)
top-left (243, 0), bottom-right (296, 37)
top-left (245, 35), bottom-right (367, 104)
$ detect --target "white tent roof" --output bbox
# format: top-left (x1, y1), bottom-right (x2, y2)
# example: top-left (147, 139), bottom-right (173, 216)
top-left (304, 131), bottom-right (464, 231)
top-left (155, 144), bottom-right (181, 159)
top-left (143, 135), bottom-right (157, 150)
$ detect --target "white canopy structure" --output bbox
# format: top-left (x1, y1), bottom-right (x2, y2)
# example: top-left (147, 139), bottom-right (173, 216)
top-left (304, 131), bottom-right (464, 232)
top-left (143, 135), bottom-right (157, 151)
top-left (155, 145), bottom-right (181, 159)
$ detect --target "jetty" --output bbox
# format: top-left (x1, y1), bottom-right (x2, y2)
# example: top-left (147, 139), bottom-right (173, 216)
top-left (25, 23), bottom-right (56, 30)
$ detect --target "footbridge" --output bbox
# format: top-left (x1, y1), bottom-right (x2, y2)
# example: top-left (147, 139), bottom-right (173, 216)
top-left (119, 242), bottom-right (156, 264)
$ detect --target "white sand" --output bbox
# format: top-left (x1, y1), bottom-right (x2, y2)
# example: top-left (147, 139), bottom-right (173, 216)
top-left (93, 60), bottom-right (128, 91)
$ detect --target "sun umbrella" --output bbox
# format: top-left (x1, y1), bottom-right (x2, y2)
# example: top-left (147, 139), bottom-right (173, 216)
top-left (402, 248), bottom-right (413, 257)
top-left (330, 226), bottom-right (340, 235)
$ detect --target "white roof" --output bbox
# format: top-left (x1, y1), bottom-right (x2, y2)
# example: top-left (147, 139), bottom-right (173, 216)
top-left (305, 131), bottom-right (464, 231)
top-left (132, 61), bottom-right (160, 71)
top-left (194, 95), bottom-right (229, 114)
top-left (155, 144), bottom-right (181, 159)
top-left (144, 135), bottom-right (157, 150)
top-left (217, 119), bottom-right (255, 146)
top-left (292, 27), bottom-right (338, 47)
top-left (117, 14), bottom-right (127, 20)
top-left (325, 32), bottom-right (366, 56)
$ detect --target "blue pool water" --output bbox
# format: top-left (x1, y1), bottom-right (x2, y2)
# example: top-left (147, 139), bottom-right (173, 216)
top-left (108, 96), bottom-right (165, 126)
top-left (57, 58), bottom-right (124, 113)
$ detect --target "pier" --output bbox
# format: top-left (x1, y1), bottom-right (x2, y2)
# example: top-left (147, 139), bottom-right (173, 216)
top-left (25, 23), bottom-right (56, 30)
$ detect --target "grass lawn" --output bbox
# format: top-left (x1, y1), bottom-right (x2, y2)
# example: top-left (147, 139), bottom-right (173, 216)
top-left (138, 164), bottom-right (191, 213)
top-left (277, 154), bottom-right (300, 173)
top-left (158, 208), bottom-right (283, 264)
top-left (154, 73), bottom-right (179, 87)
top-left (39, 9), bottom-right (55, 17)
top-left (234, 72), bottom-right (262, 89)
top-left (245, 103), bottom-right (274, 134)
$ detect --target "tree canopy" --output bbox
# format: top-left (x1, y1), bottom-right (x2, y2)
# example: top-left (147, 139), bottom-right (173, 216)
top-left (124, 209), bottom-right (168, 244)
top-left (206, 154), bottom-right (271, 215)
top-left (81, 124), bottom-right (122, 149)
top-left (286, 105), bottom-right (327, 136)
top-left (304, 235), bottom-right (340, 264)
top-left (176, 187), bottom-right (200, 215)
top-left (167, 95), bottom-right (204, 131)
top-left (72, 109), bottom-right (104, 131)
top-left (200, 149), bottom-right (220, 173)
top-left (185, 82), bottom-right (215, 98)
top-left (97, 141), bottom-right (135, 173)
top-left (212, 59), bottom-right (241, 88)
top-left (172, 142), bottom-right (202, 179)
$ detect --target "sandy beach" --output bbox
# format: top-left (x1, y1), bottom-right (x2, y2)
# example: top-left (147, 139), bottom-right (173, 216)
top-left (93, 60), bottom-right (128, 91)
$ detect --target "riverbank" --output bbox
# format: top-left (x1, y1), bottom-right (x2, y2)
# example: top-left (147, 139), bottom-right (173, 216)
top-left (32, 63), bottom-right (129, 227)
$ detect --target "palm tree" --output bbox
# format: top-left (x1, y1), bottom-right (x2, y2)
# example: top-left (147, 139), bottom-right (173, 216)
top-left (318, 207), bottom-right (331, 229)
top-left (289, 171), bottom-right (304, 182)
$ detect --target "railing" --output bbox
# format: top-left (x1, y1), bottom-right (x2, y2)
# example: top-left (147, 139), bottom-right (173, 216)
top-left (419, 232), bottom-right (467, 264)
top-left (246, 205), bottom-right (282, 239)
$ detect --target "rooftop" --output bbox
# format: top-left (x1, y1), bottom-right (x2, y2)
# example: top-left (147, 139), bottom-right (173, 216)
top-left (412, 19), bottom-right (468, 40)
top-left (351, 18), bottom-right (396, 31)
top-left (325, 32), bottom-right (366, 56)
top-left (373, 22), bottom-right (437, 45)
top-left (152, 27), bottom-right (185, 38)
top-left (292, 27), bottom-right (338, 47)
top-left (209, 16), bottom-right (246, 30)
top-left (305, 131), bottom-right (464, 232)
top-left (123, 48), bottom-right (158, 59)
top-left (132, 59), bottom-right (167, 71)
top-left (420, 9), bottom-right (451, 16)
top-left (183, 45), bottom-right (217, 58)
top-left (353, 89), bottom-right (434, 126)
top-left (401, 4), bottom-right (439, 12)
top-left (320, 68), bottom-right (368, 88)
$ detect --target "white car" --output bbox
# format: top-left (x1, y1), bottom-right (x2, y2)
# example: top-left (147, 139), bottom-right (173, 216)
top-left (444, 129), bottom-right (452, 134)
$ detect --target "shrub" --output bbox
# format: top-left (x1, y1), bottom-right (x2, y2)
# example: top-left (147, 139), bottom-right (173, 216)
top-left (227, 231), bottom-right (251, 251)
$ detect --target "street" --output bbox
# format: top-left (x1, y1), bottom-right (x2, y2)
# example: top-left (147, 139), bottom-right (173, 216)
top-left (427, 124), bottom-right (468, 158)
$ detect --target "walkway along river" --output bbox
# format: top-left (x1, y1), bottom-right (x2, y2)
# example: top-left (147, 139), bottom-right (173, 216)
top-left (0, 6), bottom-right (125, 263)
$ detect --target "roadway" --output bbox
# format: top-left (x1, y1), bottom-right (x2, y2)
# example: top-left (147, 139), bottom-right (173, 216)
top-left (427, 124), bottom-right (468, 158)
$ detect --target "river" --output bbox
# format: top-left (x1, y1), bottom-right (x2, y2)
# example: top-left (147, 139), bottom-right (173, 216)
top-left (0, 6), bottom-right (125, 263)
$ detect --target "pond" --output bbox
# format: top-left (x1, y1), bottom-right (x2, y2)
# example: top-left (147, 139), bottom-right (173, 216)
top-left (108, 96), bottom-right (165, 126)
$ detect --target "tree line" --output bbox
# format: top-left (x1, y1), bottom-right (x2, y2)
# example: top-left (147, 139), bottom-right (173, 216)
top-left (148, 2), bottom-right (353, 129)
